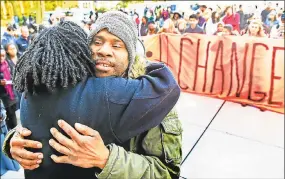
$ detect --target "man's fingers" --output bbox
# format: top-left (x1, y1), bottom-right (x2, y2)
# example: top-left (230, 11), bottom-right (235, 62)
top-left (50, 154), bottom-right (69, 164)
top-left (11, 138), bottom-right (42, 149)
top-left (50, 127), bottom-right (79, 151)
top-left (75, 123), bottom-right (98, 138)
top-left (49, 139), bottom-right (74, 156)
top-left (10, 148), bottom-right (43, 160)
top-left (57, 120), bottom-right (82, 144)
top-left (12, 154), bottom-right (42, 166)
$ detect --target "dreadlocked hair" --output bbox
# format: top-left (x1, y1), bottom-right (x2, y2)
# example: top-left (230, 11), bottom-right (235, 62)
top-left (13, 21), bottom-right (95, 94)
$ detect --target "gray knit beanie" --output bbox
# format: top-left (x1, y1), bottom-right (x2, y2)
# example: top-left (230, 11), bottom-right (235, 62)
top-left (88, 11), bottom-right (139, 76)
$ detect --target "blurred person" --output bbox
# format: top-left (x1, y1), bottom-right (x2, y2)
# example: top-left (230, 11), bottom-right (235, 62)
top-left (133, 13), bottom-right (140, 31)
top-left (28, 15), bottom-right (35, 25)
top-left (89, 13), bottom-right (98, 31)
top-left (222, 24), bottom-right (239, 36)
top-left (147, 10), bottom-right (155, 24)
top-left (89, 11), bottom-right (94, 20)
top-left (237, 4), bottom-right (255, 31)
top-left (21, 14), bottom-right (28, 26)
top-left (158, 18), bottom-right (180, 34)
top-left (4, 43), bottom-right (21, 109)
top-left (147, 22), bottom-right (157, 35)
top-left (270, 12), bottom-right (285, 39)
top-left (201, 9), bottom-right (215, 35)
top-left (177, 19), bottom-right (187, 34)
top-left (28, 23), bottom-right (38, 36)
top-left (222, 6), bottom-right (240, 32)
top-left (13, 15), bottom-right (19, 27)
top-left (48, 13), bottom-right (53, 25)
top-left (172, 11), bottom-right (182, 28)
top-left (158, 16), bottom-right (165, 28)
top-left (261, 2), bottom-right (273, 23)
top-left (213, 22), bottom-right (224, 36)
top-left (4, 43), bottom-right (19, 67)
top-left (0, 48), bottom-right (18, 130)
top-left (241, 15), bottom-right (270, 36)
top-left (144, 5), bottom-right (149, 16)
top-left (183, 11), bottom-right (192, 28)
top-left (140, 16), bottom-right (148, 37)
top-left (277, 9), bottom-right (284, 22)
top-left (197, 12), bottom-right (206, 27)
top-left (15, 26), bottom-right (30, 56)
top-left (161, 8), bottom-right (169, 20)
top-left (265, 10), bottom-right (279, 32)
top-left (154, 5), bottom-right (162, 21)
top-left (208, 7), bottom-right (213, 13)
top-left (199, 5), bottom-right (207, 14)
top-left (169, 11), bottom-right (174, 20)
top-left (49, 13), bottom-right (61, 26)
top-left (185, 14), bottom-right (204, 34)
top-left (1, 25), bottom-right (16, 47)
top-left (243, 20), bottom-right (267, 37)
top-left (81, 20), bottom-right (91, 35)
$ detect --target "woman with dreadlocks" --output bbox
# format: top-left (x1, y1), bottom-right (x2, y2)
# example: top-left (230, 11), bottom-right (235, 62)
top-left (3, 21), bottom-right (180, 179)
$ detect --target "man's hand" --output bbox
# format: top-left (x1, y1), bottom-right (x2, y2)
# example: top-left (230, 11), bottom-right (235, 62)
top-left (49, 120), bottom-right (110, 169)
top-left (10, 127), bottom-right (43, 170)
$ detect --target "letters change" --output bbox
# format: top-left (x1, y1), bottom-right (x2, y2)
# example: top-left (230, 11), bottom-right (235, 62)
top-left (142, 34), bottom-right (284, 114)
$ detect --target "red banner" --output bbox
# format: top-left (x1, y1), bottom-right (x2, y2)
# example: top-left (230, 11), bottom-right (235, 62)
top-left (142, 33), bottom-right (285, 114)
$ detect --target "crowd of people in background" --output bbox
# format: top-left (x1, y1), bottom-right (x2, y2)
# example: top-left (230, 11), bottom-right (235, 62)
top-left (133, 2), bottom-right (284, 38)
top-left (0, 2), bottom-right (284, 131)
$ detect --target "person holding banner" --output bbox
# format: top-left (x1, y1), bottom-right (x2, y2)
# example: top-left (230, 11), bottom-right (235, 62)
top-left (185, 14), bottom-right (205, 34)
top-left (242, 20), bottom-right (267, 37)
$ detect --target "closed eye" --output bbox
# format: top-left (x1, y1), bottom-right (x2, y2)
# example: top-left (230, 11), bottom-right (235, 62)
top-left (94, 41), bottom-right (102, 45)
top-left (113, 44), bottom-right (121, 48)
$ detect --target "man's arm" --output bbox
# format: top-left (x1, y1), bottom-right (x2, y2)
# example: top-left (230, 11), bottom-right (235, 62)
top-left (97, 110), bottom-right (182, 179)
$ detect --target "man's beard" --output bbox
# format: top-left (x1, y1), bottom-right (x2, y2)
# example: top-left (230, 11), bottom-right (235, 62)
top-left (93, 56), bottom-right (127, 77)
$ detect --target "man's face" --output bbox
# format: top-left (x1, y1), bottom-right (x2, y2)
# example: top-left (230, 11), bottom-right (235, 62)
top-left (21, 27), bottom-right (29, 38)
top-left (222, 28), bottom-right (231, 35)
top-left (90, 29), bottom-right (129, 77)
top-left (189, 18), bottom-right (198, 26)
top-left (1, 50), bottom-right (6, 62)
